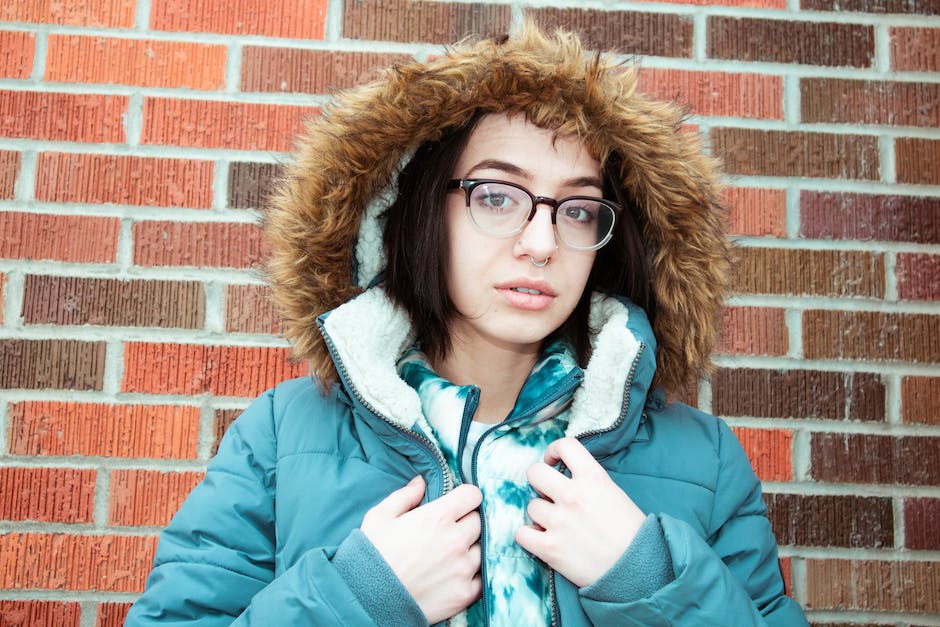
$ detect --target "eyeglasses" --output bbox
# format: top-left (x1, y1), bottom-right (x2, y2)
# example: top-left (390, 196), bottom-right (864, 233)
top-left (447, 179), bottom-right (620, 251)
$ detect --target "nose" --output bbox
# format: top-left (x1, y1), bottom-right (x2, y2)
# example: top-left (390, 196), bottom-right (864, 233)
top-left (517, 204), bottom-right (558, 261)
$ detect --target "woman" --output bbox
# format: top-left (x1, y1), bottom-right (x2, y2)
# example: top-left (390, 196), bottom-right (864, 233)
top-left (127, 25), bottom-right (809, 626)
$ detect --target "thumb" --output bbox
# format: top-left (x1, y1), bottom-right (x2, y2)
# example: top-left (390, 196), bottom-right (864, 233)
top-left (369, 475), bottom-right (426, 520)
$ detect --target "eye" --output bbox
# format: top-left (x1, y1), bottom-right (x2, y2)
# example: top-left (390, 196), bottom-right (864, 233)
top-left (470, 183), bottom-right (525, 214)
top-left (559, 202), bottom-right (599, 225)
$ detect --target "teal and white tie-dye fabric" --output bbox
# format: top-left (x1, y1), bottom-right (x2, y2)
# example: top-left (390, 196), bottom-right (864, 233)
top-left (398, 341), bottom-right (581, 627)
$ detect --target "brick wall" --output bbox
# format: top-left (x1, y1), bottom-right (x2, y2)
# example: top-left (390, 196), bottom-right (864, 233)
top-left (1, 0), bottom-right (937, 624)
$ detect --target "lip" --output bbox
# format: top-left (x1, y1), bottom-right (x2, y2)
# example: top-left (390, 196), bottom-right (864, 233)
top-left (495, 278), bottom-right (557, 311)
top-left (494, 278), bottom-right (557, 297)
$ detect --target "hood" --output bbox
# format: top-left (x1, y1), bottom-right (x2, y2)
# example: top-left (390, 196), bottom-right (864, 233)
top-left (265, 23), bottom-right (732, 396)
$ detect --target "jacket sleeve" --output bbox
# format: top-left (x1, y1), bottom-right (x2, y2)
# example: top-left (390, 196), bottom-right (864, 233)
top-left (124, 387), bottom-right (427, 627)
top-left (577, 420), bottom-right (809, 626)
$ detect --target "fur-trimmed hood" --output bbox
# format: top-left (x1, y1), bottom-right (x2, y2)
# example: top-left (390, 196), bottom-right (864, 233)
top-left (266, 23), bottom-right (732, 396)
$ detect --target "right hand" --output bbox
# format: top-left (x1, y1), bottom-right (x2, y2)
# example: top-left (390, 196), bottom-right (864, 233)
top-left (360, 476), bottom-right (483, 623)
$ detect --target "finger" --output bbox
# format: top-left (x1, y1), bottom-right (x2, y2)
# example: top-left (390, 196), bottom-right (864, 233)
top-left (368, 475), bottom-right (426, 520)
top-left (514, 524), bottom-right (548, 560)
top-left (544, 437), bottom-right (602, 477)
top-left (456, 510), bottom-right (481, 545)
top-left (526, 497), bottom-right (553, 528)
top-left (427, 483), bottom-right (482, 520)
top-left (526, 461), bottom-right (568, 501)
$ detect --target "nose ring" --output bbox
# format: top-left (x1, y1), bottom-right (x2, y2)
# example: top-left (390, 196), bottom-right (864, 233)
top-left (529, 256), bottom-right (549, 267)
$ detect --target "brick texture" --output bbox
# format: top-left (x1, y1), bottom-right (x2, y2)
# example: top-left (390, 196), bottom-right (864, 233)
top-left (1, 213), bottom-right (120, 263)
top-left (765, 493), bottom-right (893, 548)
top-left (805, 559), bottom-right (940, 612)
top-left (733, 248), bottom-right (884, 298)
top-left (902, 377), bottom-right (940, 425)
top-left (122, 343), bottom-right (306, 397)
top-left (109, 470), bottom-right (204, 526)
top-left (801, 0), bottom-right (940, 14)
top-left (731, 427), bottom-right (792, 482)
top-left (811, 434), bottom-right (940, 485)
top-left (8, 402), bottom-right (200, 458)
top-left (45, 36), bottom-right (226, 89)
top-left (800, 192), bottom-right (940, 244)
top-left (712, 128), bottom-right (879, 179)
top-left (0, 0), bottom-right (136, 27)
top-left (0, 91), bottom-right (126, 142)
top-left (896, 253), bottom-right (940, 301)
top-left (96, 603), bottom-right (131, 627)
top-left (725, 187), bottom-right (786, 237)
top-left (0, 467), bottom-right (96, 523)
top-left (804, 310), bottom-right (940, 362)
top-left (891, 27), bottom-right (940, 71)
top-left (241, 48), bottom-right (409, 94)
top-left (904, 498), bottom-right (940, 550)
top-left (22, 275), bottom-right (205, 328)
top-left (0, 31), bottom-right (35, 79)
top-left (802, 79), bottom-right (939, 127)
top-left (0, 339), bottom-right (105, 390)
top-left (530, 8), bottom-right (692, 58)
top-left (0, 150), bottom-right (19, 199)
top-left (346, 0), bottom-right (511, 44)
top-left (713, 369), bottom-right (885, 420)
top-left (896, 138), bottom-right (940, 185)
top-left (152, 0), bottom-right (328, 38)
top-left (637, 69), bottom-right (782, 119)
top-left (718, 307), bottom-right (787, 356)
top-left (0, 601), bottom-right (80, 627)
top-left (133, 221), bottom-right (266, 268)
top-left (227, 161), bottom-right (281, 209)
top-left (0, 273), bottom-right (5, 325)
top-left (225, 284), bottom-right (280, 334)
top-left (212, 408), bottom-right (243, 455)
top-left (35, 153), bottom-right (214, 208)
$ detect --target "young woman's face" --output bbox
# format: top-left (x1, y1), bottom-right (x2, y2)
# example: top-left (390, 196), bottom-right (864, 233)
top-left (444, 113), bottom-right (599, 356)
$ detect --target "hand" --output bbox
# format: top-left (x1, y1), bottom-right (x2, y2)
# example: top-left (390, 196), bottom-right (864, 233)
top-left (360, 476), bottom-right (483, 623)
top-left (515, 437), bottom-right (647, 588)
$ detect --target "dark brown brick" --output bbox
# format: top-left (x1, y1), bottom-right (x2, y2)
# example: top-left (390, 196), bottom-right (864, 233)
top-left (241, 48), bottom-right (408, 93)
top-left (712, 369), bottom-right (885, 420)
top-left (225, 283), bottom-right (280, 334)
top-left (806, 559), bottom-right (940, 612)
top-left (800, 192), bottom-right (940, 244)
top-left (733, 247), bottom-right (884, 298)
top-left (712, 128), bottom-right (879, 179)
top-left (802, 79), bottom-right (939, 127)
top-left (804, 310), bottom-right (940, 363)
top-left (23, 275), bottom-right (205, 329)
top-left (0, 600), bottom-right (80, 627)
top-left (708, 17), bottom-right (874, 67)
top-left (227, 162), bottom-right (281, 209)
top-left (344, 0), bottom-right (510, 44)
top-left (905, 498), bottom-right (940, 550)
top-left (897, 138), bottom-right (940, 185)
top-left (802, 0), bottom-right (940, 14)
top-left (765, 493), bottom-right (893, 548)
top-left (529, 8), bottom-right (693, 57)
top-left (810, 433), bottom-right (940, 485)
top-left (0, 339), bottom-right (105, 390)
top-left (0, 150), bottom-right (19, 199)
top-left (896, 253), bottom-right (940, 301)
top-left (212, 408), bottom-right (242, 455)
top-left (902, 376), bottom-right (940, 425)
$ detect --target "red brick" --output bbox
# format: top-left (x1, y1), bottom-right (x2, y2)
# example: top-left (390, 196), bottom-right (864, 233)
top-left (133, 221), bottom-right (265, 268)
top-left (891, 27), bottom-right (940, 72)
top-left (122, 343), bottom-right (306, 397)
top-left (529, 8), bottom-right (692, 58)
top-left (0, 273), bottom-right (5, 324)
top-left (902, 377), bottom-right (940, 425)
top-left (708, 17), bottom-right (874, 67)
top-left (637, 69), bottom-right (782, 119)
top-left (23, 275), bottom-right (205, 328)
top-left (152, 0), bottom-right (327, 38)
top-left (800, 191), bottom-right (940, 244)
top-left (714, 369), bottom-right (885, 420)
top-left (896, 253), bottom-right (940, 301)
top-left (805, 559), bottom-right (940, 612)
top-left (0, 150), bottom-right (18, 199)
top-left (8, 402), bottom-right (200, 459)
top-left (228, 161), bottom-right (281, 209)
top-left (632, 0), bottom-right (786, 6)
top-left (0, 31), bottom-right (34, 79)
top-left (212, 408), bottom-right (242, 455)
top-left (0, 600), bottom-right (80, 627)
top-left (0, 213), bottom-right (120, 263)
top-left (142, 98), bottom-right (315, 151)
top-left (897, 138), bottom-right (940, 185)
top-left (0, 91), bottom-right (126, 142)
top-left (0, 339), bottom-right (105, 390)
top-left (802, 79), bottom-right (939, 127)
top-left (0, 532), bottom-right (157, 592)
top-left (712, 128), bottom-right (879, 180)
top-left (0, 0), bottom-right (135, 27)
top-left (36, 153), bottom-right (214, 208)
top-left (730, 427), bottom-right (792, 482)
top-left (804, 310), bottom-right (940, 363)
top-left (802, 0), bottom-right (940, 14)
top-left (733, 248), bottom-right (884, 298)
top-left (46, 35), bottom-right (226, 90)
top-left (718, 307), bottom-right (787, 356)
top-left (765, 493), bottom-right (893, 548)
top-left (0, 467), bottom-right (95, 523)
top-left (811, 433), bottom-right (940, 485)
top-left (226, 283), bottom-right (280, 334)
top-left (725, 187), bottom-right (786, 237)
top-left (109, 469), bottom-right (203, 526)
top-left (346, 0), bottom-right (511, 45)
top-left (241, 48), bottom-right (408, 94)
top-left (905, 498), bottom-right (940, 550)
top-left (96, 603), bottom-right (131, 627)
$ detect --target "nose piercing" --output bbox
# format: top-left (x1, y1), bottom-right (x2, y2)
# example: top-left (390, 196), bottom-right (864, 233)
top-left (530, 256), bottom-right (549, 267)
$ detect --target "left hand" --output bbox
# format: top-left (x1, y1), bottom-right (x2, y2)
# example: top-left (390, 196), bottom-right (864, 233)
top-left (515, 437), bottom-right (647, 588)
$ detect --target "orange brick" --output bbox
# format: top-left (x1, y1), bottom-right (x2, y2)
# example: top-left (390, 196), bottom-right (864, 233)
top-left (0, 91), bottom-right (126, 142)
top-left (0, 31), bottom-right (35, 79)
top-left (152, 0), bottom-right (327, 38)
top-left (142, 98), bottom-right (315, 151)
top-left (0, 467), bottom-right (95, 523)
top-left (805, 559), bottom-right (940, 612)
top-left (0, 600), bottom-right (80, 627)
top-left (0, 0), bottom-right (135, 27)
top-left (637, 69), bottom-right (782, 119)
top-left (36, 153), bottom-right (214, 208)
top-left (902, 376), bottom-right (940, 425)
top-left (96, 603), bottom-right (131, 627)
top-left (109, 469), bottom-right (203, 526)
top-left (226, 283), bottom-right (280, 333)
top-left (718, 306), bottom-right (788, 356)
top-left (0, 213), bottom-right (120, 263)
top-left (133, 221), bottom-right (266, 268)
top-left (0, 150), bottom-right (19, 199)
top-left (46, 35), bottom-right (226, 90)
top-left (730, 427), bottom-right (792, 481)
top-left (0, 533), bottom-right (157, 592)
top-left (725, 187), bottom-right (786, 237)
top-left (891, 27), bottom-right (940, 72)
top-left (8, 402), bottom-right (200, 459)
top-left (122, 343), bottom-right (306, 397)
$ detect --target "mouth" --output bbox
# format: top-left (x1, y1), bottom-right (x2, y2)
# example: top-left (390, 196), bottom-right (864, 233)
top-left (511, 287), bottom-right (543, 295)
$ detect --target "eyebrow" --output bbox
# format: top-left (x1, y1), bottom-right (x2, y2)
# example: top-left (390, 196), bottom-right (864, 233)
top-left (465, 159), bottom-right (603, 190)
